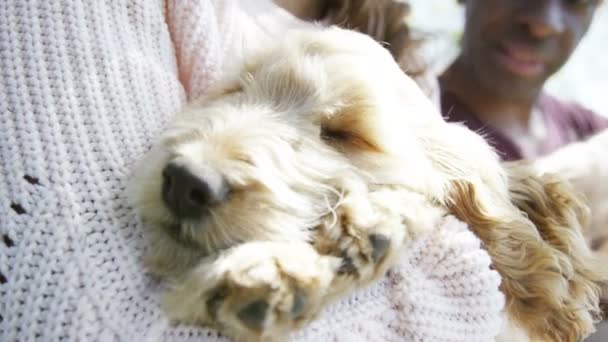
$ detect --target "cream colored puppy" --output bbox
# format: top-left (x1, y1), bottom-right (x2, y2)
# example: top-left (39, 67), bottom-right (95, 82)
top-left (131, 27), bottom-right (606, 342)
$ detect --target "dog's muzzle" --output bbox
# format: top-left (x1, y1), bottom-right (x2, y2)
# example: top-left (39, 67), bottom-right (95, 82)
top-left (161, 161), bottom-right (230, 219)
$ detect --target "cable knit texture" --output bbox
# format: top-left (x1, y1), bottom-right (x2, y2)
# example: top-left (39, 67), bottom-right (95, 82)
top-left (0, 1), bottom-right (504, 340)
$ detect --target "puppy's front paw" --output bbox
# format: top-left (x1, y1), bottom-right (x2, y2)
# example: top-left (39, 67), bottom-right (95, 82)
top-left (164, 241), bottom-right (340, 341)
top-left (314, 190), bottom-right (406, 284)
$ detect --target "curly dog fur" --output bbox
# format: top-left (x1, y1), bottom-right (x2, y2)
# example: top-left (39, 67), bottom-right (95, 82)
top-left (131, 26), bottom-right (606, 342)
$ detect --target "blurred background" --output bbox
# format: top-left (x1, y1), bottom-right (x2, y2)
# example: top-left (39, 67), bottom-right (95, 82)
top-left (408, 0), bottom-right (608, 117)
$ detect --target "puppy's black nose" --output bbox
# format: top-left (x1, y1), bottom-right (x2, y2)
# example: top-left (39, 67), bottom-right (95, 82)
top-left (161, 162), bottom-right (229, 219)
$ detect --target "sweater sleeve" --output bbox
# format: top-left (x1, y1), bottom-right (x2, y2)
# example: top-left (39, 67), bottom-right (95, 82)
top-left (165, 0), bottom-right (239, 100)
top-left (292, 215), bottom-right (505, 342)
top-left (164, 0), bottom-right (309, 101)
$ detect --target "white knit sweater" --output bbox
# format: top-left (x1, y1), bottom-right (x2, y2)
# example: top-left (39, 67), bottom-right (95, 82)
top-left (0, 1), bottom-right (504, 341)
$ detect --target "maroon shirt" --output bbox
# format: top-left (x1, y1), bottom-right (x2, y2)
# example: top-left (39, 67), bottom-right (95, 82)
top-left (441, 91), bottom-right (608, 161)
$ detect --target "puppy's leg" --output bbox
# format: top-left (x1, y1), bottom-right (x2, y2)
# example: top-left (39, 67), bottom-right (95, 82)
top-left (421, 123), bottom-right (605, 341)
top-left (162, 241), bottom-right (341, 342)
top-left (312, 183), bottom-right (441, 293)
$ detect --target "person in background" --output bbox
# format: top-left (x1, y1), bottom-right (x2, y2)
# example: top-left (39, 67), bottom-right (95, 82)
top-left (438, 1), bottom-right (607, 340)
top-left (440, 0), bottom-right (608, 161)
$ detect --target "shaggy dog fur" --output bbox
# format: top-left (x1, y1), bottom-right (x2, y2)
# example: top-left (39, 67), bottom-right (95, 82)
top-left (533, 130), bottom-right (608, 312)
top-left (318, 0), bottom-right (438, 101)
top-left (131, 26), bottom-right (606, 342)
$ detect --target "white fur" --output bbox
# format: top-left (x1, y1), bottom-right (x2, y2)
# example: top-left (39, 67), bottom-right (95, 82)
top-left (131, 27), bottom-right (605, 342)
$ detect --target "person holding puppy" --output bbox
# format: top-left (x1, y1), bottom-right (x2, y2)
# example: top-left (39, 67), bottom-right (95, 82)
top-left (0, 1), bottom-right (507, 340)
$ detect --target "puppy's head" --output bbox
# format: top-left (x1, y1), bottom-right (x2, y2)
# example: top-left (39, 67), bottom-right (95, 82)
top-left (130, 27), bottom-right (445, 276)
top-left (132, 90), bottom-right (354, 275)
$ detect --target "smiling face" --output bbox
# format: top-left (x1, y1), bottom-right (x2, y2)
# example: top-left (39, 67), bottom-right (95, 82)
top-left (460, 0), bottom-right (598, 100)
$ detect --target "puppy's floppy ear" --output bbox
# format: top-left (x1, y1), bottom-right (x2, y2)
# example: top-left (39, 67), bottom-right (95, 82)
top-left (532, 130), bottom-right (608, 314)
top-left (505, 161), bottom-right (607, 319)
top-left (428, 124), bottom-right (606, 340)
top-left (450, 160), bottom-right (607, 341)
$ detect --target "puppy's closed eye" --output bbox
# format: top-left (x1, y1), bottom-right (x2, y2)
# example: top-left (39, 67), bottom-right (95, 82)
top-left (320, 125), bottom-right (380, 153)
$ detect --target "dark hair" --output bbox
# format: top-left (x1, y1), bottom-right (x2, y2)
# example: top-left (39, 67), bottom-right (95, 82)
top-left (320, 0), bottom-right (428, 80)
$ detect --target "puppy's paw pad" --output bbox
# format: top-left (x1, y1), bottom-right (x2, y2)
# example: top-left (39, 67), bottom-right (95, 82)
top-left (290, 290), bottom-right (307, 319)
top-left (234, 290), bottom-right (307, 332)
top-left (201, 242), bottom-right (336, 338)
top-left (237, 300), bottom-right (269, 331)
top-left (206, 289), bottom-right (227, 318)
top-left (369, 233), bottom-right (390, 262)
top-left (333, 226), bottom-right (398, 281)
top-left (337, 255), bottom-right (357, 275)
